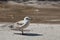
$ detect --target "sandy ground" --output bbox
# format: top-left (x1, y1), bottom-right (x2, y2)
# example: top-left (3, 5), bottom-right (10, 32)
top-left (0, 1), bottom-right (60, 23)
top-left (0, 23), bottom-right (60, 40)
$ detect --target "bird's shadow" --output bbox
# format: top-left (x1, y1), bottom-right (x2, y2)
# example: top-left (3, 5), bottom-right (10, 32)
top-left (14, 33), bottom-right (43, 36)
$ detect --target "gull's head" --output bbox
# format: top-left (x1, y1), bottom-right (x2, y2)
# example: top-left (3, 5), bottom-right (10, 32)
top-left (24, 16), bottom-right (31, 21)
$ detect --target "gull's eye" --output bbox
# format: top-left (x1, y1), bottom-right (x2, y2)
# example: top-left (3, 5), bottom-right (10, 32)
top-left (26, 18), bottom-right (28, 19)
top-left (26, 18), bottom-right (30, 20)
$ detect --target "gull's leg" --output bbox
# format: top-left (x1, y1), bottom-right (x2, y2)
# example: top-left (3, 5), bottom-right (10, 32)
top-left (19, 29), bottom-right (24, 35)
top-left (22, 29), bottom-right (24, 35)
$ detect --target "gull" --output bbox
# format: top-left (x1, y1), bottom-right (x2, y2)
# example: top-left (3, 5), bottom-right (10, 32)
top-left (10, 16), bottom-right (31, 34)
top-left (1, 16), bottom-right (31, 34)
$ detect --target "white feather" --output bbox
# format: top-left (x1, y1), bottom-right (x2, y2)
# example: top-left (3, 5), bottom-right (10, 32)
top-left (13, 16), bottom-right (31, 30)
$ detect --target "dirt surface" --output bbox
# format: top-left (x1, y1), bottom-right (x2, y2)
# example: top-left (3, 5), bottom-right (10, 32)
top-left (0, 2), bottom-right (60, 23)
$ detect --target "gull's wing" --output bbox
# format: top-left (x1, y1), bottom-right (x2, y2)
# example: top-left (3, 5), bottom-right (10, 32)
top-left (13, 20), bottom-right (29, 30)
top-left (16, 20), bottom-right (24, 25)
top-left (17, 22), bottom-right (24, 26)
top-left (13, 20), bottom-right (25, 28)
